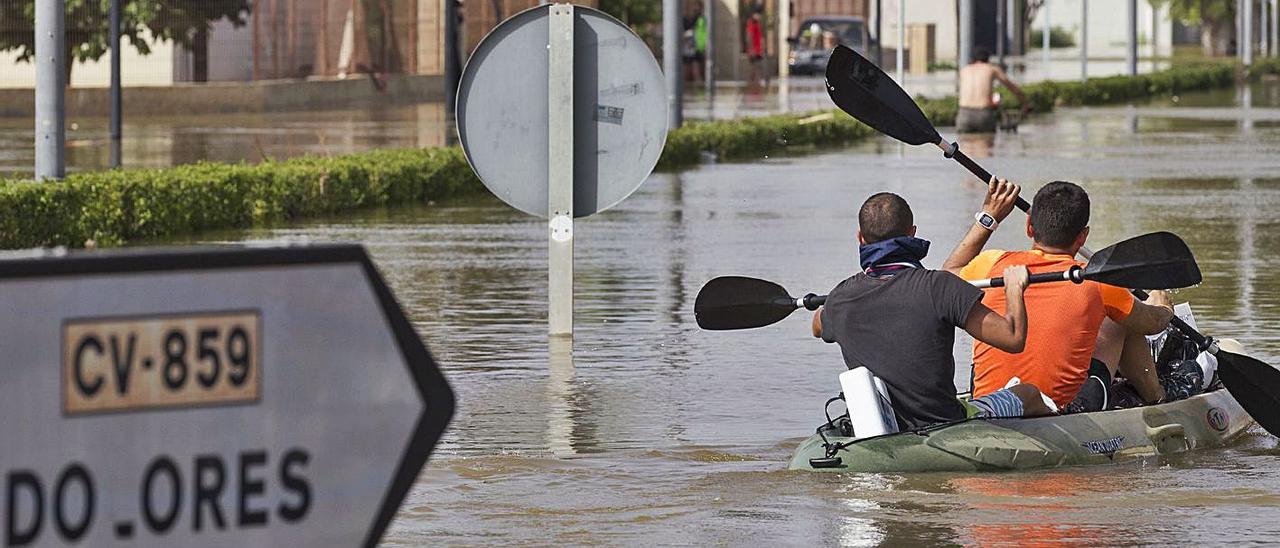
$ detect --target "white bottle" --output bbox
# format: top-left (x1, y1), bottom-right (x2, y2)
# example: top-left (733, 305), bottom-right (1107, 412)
top-left (839, 367), bottom-right (899, 439)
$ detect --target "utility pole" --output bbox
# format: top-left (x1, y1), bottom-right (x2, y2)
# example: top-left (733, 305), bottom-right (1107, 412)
top-left (110, 0), bottom-right (122, 168)
top-left (35, 0), bottom-right (65, 181)
top-left (1127, 0), bottom-right (1137, 75)
top-left (1264, 0), bottom-right (1274, 57)
top-left (663, 0), bottom-right (682, 128)
top-left (996, 0), bottom-right (1005, 67)
top-left (875, 0), bottom-right (882, 65)
top-left (959, 0), bottom-right (972, 73)
top-left (705, 0), bottom-right (714, 96)
top-left (779, 0), bottom-right (790, 79)
top-left (1080, 0), bottom-right (1088, 81)
top-left (1042, 0), bottom-right (1051, 75)
top-left (895, 0), bottom-right (904, 83)
top-left (1244, 0), bottom-right (1254, 66)
top-left (444, 0), bottom-right (460, 115)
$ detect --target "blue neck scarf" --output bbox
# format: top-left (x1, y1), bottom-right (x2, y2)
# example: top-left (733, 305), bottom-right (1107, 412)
top-left (859, 236), bottom-right (930, 274)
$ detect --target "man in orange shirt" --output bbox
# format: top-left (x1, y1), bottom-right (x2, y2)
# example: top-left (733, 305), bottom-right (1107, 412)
top-left (943, 180), bottom-right (1176, 412)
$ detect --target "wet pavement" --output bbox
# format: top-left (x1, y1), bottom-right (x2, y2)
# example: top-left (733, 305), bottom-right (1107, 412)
top-left (166, 80), bottom-right (1280, 544)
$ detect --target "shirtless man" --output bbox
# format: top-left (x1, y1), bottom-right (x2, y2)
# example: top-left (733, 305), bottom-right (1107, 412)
top-left (956, 46), bottom-right (1029, 133)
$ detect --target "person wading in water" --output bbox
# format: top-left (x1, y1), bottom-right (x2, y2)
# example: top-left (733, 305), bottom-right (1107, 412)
top-left (956, 47), bottom-right (1029, 133)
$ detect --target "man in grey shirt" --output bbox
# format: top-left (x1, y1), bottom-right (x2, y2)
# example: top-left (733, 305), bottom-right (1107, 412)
top-left (812, 192), bottom-right (1053, 429)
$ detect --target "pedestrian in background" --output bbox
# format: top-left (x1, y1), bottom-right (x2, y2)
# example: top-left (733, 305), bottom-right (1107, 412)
top-left (684, 3), bottom-right (707, 84)
top-left (744, 9), bottom-right (765, 87)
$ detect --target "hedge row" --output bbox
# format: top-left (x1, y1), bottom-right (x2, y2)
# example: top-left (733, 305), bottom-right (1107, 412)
top-left (0, 58), bottom-right (1276, 249)
top-left (0, 147), bottom-right (481, 248)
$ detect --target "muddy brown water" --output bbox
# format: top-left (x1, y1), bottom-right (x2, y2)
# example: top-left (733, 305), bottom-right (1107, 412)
top-left (171, 83), bottom-right (1280, 544)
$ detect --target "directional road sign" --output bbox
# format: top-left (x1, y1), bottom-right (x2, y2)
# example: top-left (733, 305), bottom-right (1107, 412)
top-left (0, 245), bottom-right (453, 547)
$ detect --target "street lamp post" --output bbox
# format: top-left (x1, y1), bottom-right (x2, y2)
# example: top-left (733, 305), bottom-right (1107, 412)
top-left (1126, 0), bottom-right (1137, 75)
top-left (1080, 0), bottom-right (1087, 81)
top-left (34, 0), bottom-right (65, 181)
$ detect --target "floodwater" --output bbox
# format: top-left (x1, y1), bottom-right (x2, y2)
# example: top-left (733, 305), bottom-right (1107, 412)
top-left (186, 81), bottom-right (1280, 544)
top-left (0, 54), bottom-right (1171, 178)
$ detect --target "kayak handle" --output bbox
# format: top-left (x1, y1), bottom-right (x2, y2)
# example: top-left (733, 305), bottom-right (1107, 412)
top-left (796, 293), bottom-right (826, 311)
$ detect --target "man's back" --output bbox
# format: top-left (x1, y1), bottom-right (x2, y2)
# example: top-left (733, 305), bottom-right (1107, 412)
top-left (958, 249), bottom-right (1134, 407)
top-left (958, 62), bottom-right (999, 109)
top-left (820, 268), bottom-right (982, 430)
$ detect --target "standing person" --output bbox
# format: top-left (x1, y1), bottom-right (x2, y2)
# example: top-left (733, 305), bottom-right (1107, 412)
top-left (744, 9), bottom-right (766, 86)
top-left (943, 179), bottom-right (1179, 413)
top-left (684, 3), bottom-right (708, 84)
top-left (956, 46), bottom-right (1029, 133)
top-left (811, 192), bottom-right (1054, 431)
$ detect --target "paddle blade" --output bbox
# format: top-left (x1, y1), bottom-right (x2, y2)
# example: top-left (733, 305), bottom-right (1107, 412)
top-left (1215, 350), bottom-right (1280, 436)
top-left (825, 45), bottom-right (942, 146)
top-left (1081, 232), bottom-right (1202, 289)
top-left (694, 276), bottom-right (799, 331)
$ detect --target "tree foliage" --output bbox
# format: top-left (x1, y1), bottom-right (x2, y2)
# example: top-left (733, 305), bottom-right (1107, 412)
top-left (1149, 0), bottom-right (1235, 26)
top-left (0, 0), bottom-right (249, 68)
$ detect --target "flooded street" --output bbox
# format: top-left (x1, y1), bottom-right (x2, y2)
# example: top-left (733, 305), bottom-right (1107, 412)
top-left (182, 82), bottom-right (1280, 544)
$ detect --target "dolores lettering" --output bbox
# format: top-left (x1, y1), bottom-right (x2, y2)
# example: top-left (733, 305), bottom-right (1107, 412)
top-left (4, 448), bottom-right (312, 545)
top-left (61, 311), bottom-right (262, 415)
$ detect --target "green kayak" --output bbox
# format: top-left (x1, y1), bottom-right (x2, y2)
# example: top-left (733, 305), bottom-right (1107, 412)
top-left (790, 387), bottom-right (1253, 473)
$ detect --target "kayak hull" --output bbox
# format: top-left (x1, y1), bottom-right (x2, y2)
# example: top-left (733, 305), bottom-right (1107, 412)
top-left (789, 388), bottom-right (1253, 472)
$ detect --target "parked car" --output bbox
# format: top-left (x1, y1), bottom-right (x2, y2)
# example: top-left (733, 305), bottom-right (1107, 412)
top-left (788, 16), bottom-right (872, 76)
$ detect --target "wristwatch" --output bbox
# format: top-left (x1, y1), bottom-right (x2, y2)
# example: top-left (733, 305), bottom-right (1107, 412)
top-left (975, 211), bottom-right (999, 231)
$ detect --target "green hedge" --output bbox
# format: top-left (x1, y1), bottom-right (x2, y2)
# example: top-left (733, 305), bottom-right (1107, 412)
top-left (0, 147), bottom-right (480, 248)
top-left (0, 58), bottom-right (1276, 249)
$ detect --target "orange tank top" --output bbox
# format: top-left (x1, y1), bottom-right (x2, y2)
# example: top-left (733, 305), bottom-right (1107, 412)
top-left (957, 249), bottom-right (1135, 407)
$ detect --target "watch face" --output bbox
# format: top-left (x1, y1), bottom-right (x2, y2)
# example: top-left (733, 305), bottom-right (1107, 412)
top-left (979, 214), bottom-right (996, 228)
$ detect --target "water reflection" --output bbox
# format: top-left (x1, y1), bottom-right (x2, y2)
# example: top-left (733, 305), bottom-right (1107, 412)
top-left (196, 84), bottom-right (1280, 543)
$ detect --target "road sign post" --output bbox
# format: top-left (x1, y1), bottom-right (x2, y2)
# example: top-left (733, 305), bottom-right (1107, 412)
top-left (548, 4), bottom-right (574, 336)
top-left (34, 0), bottom-right (65, 181)
top-left (457, 4), bottom-right (669, 339)
top-left (0, 245), bottom-right (453, 546)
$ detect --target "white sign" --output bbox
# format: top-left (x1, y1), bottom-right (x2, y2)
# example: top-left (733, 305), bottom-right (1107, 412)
top-left (0, 245), bottom-right (454, 546)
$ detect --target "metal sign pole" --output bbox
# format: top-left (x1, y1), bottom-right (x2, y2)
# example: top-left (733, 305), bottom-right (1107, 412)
top-left (548, 4), bottom-right (574, 337)
top-left (663, 0), bottom-right (682, 128)
top-left (1244, 0), bottom-right (1254, 66)
top-left (1042, 0), bottom-right (1051, 74)
top-left (110, 0), bottom-right (123, 168)
top-left (34, 0), bottom-right (66, 181)
top-left (1080, 0), bottom-right (1087, 81)
top-left (1127, 0), bottom-right (1137, 75)
top-left (705, 0), bottom-right (714, 96)
top-left (895, 0), bottom-right (904, 84)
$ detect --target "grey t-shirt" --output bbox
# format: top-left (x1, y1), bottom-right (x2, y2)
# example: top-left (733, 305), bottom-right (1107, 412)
top-left (820, 268), bottom-right (984, 430)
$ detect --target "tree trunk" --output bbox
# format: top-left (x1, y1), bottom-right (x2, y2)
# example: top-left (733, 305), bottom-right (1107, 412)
top-left (193, 28), bottom-right (210, 82)
top-left (1202, 14), bottom-right (1235, 57)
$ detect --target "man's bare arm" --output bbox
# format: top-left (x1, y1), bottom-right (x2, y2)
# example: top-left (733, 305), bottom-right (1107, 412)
top-left (994, 68), bottom-right (1030, 112)
top-left (811, 308), bottom-right (823, 338)
top-left (943, 178), bottom-right (1022, 274)
top-left (1119, 290), bottom-right (1175, 336)
top-left (961, 266), bottom-right (1030, 353)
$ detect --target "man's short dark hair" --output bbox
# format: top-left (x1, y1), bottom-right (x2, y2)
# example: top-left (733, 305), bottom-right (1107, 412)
top-left (859, 192), bottom-right (913, 244)
top-left (972, 46), bottom-right (991, 63)
top-left (1030, 181), bottom-right (1090, 248)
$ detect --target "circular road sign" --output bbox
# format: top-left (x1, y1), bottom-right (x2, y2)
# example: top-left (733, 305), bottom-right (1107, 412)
top-left (457, 4), bottom-right (668, 219)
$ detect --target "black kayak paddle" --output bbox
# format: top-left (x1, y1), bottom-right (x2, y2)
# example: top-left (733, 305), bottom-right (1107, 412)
top-left (824, 45), bottom-right (1280, 435)
top-left (696, 232), bottom-right (1199, 331)
top-left (972, 231), bottom-right (1201, 290)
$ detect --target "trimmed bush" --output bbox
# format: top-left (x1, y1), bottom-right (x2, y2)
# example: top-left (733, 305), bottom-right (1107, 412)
top-left (0, 147), bottom-right (481, 248)
top-left (1, 58), bottom-right (1277, 249)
